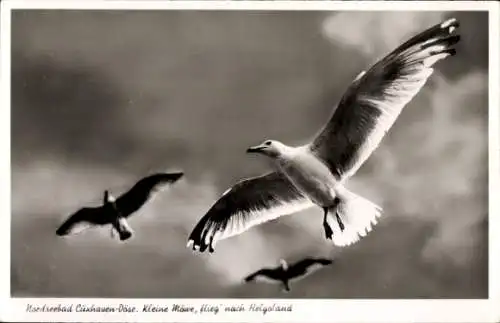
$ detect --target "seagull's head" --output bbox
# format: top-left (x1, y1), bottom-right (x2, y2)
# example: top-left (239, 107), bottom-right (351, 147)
top-left (246, 140), bottom-right (286, 158)
top-left (103, 190), bottom-right (118, 209)
top-left (279, 258), bottom-right (288, 271)
top-left (103, 190), bottom-right (116, 203)
top-left (104, 190), bottom-right (123, 217)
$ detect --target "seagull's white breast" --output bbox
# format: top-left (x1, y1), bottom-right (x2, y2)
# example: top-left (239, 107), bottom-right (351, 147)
top-left (276, 149), bottom-right (338, 206)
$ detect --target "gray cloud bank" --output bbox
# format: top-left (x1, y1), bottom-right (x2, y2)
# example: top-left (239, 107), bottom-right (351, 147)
top-left (11, 10), bottom-right (488, 298)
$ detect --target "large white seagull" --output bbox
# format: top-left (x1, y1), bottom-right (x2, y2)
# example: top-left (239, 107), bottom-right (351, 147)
top-left (188, 18), bottom-right (460, 253)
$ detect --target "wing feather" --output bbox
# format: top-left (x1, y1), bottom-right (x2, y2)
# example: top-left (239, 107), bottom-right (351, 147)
top-left (187, 172), bottom-right (314, 253)
top-left (244, 268), bottom-right (282, 283)
top-left (55, 207), bottom-right (104, 236)
top-left (115, 172), bottom-right (183, 217)
top-left (309, 18), bottom-right (460, 179)
top-left (287, 257), bottom-right (333, 280)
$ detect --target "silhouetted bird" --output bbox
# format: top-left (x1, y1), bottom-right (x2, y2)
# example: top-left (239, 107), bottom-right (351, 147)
top-left (244, 258), bottom-right (334, 292)
top-left (56, 172), bottom-right (183, 241)
top-left (188, 18), bottom-right (460, 253)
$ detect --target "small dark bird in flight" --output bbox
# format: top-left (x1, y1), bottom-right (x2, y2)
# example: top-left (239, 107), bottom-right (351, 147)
top-left (56, 172), bottom-right (183, 241)
top-left (188, 18), bottom-right (460, 253)
top-left (244, 257), bottom-right (334, 292)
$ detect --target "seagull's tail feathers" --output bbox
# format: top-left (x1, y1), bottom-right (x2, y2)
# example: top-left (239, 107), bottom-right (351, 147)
top-left (281, 284), bottom-right (291, 293)
top-left (328, 188), bottom-right (382, 247)
top-left (112, 217), bottom-right (134, 241)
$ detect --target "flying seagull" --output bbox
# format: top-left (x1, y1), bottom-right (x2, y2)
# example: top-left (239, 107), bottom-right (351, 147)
top-left (56, 172), bottom-right (184, 241)
top-left (187, 18), bottom-right (460, 252)
top-left (244, 258), bottom-right (334, 292)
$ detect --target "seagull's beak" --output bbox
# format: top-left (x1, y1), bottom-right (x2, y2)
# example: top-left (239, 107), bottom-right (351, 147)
top-left (246, 145), bottom-right (265, 153)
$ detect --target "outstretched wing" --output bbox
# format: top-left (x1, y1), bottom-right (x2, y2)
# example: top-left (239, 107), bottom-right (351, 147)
top-left (56, 207), bottom-right (106, 236)
top-left (187, 172), bottom-right (314, 253)
top-left (309, 18), bottom-right (460, 180)
top-left (115, 172), bottom-right (184, 217)
top-left (244, 268), bottom-right (282, 283)
top-left (287, 257), bottom-right (334, 280)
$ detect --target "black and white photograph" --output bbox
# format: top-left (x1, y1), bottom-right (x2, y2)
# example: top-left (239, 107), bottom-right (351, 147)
top-left (1, 0), bottom-right (499, 322)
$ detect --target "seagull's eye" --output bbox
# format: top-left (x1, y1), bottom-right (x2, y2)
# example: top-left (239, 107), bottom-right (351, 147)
top-left (265, 141), bottom-right (272, 146)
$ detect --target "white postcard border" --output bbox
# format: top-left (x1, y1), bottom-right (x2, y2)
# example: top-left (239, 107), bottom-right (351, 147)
top-left (1, 1), bottom-right (498, 322)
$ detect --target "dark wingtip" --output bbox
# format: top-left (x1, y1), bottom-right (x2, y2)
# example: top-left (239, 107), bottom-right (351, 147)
top-left (244, 274), bottom-right (256, 283)
top-left (187, 215), bottom-right (216, 254)
top-left (171, 172), bottom-right (184, 180)
top-left (187, 237), bottom-right (214, 254)
top-left (317, 258), bottom-right (334, 265)
top-left (164, 171), bottom-right (184, 182)
top-left (430, 48), bottom-right (457, 57)
top-left (421, 35), bottom-right (461, 51)
top-left (56, 223), bottom-right (70, 236)
top-left (446, 48), bottom-right (457, 57)
top-left (199, 243), bottom-right (208, 253)
top-left (450, 34), bottom-right (461, 45)
top-left (186, 237), bottom-right (206, 253)
top-left (441, 17), bottom-right (459, 30)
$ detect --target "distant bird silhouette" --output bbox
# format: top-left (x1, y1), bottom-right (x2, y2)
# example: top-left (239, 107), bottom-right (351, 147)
top-left (188, 18), bottom-right (460, 253)
top-left (56, 172), bottom-right (183, 241)
top-left (244, 258), bottom-right (334, 292)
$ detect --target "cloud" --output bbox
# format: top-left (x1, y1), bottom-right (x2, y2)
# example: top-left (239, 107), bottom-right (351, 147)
top-left (12, 160), bottom-right (217, 297)
top-left (366, 71), bottom-right (487, 268)
top-left (322, 11), bottom-right (446, 57)
top-left (12, 158), bottom-right (339, 294)
top-left (11, 10), bottom-right (488, 298)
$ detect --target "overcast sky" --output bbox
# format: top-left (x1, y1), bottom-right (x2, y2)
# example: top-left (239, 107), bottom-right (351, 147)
top-left (11, 10), bottom-right (488, 298)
